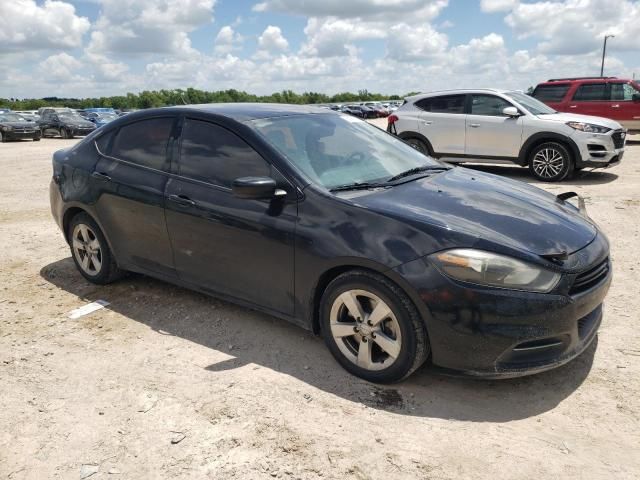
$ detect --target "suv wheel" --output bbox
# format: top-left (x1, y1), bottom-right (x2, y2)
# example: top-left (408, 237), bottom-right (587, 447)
top-left (406, 138), bottom-right (429, 155)
top-left (320, 270), bottom-right (429, 383)
top-left (68, 213), bottom-right (124, 284)
top-left (0, 131), bottom-right (5, 143)
top-left (528, 142), bottom-right (573, 182)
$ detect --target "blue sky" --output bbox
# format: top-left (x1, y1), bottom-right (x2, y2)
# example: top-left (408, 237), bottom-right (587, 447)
top-left (1, 0), bottom-right (639, 98)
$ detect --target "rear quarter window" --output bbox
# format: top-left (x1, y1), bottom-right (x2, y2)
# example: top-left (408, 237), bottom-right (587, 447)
top-left (415, 95), bottom-right (465, 114)
top-left (532, 84), bottom-right (570, 102)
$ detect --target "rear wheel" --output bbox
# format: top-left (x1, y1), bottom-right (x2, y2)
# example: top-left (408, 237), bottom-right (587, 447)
top-left (528, 142), bottom-right (573, 182)
top-left (0, 131), bottom-right (5, 143)
top-left (406, 138), bottom-right (429, 156)
top-left (68, 213), bottom-right (123, 284)
top-left (320, 270), bottom-right (429, 383)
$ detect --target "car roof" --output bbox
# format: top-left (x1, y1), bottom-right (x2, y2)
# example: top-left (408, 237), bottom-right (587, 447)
top-left (405, 88), bottom-right (512, 102)
top-left (164, 103), bottom-right (329, 121)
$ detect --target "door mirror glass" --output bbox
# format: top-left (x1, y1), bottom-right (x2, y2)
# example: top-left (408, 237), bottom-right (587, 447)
top-left (502, 106), bottom-right (520, 117)
top-left (232, 177), bottom-right (280, 199)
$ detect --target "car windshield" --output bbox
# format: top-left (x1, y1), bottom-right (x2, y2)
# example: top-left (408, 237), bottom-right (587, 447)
top-left (59, 113), bottom-right (86, 121)
top-left (248, 113), bottom-right (443, 190)
top-left (0, 113), bottom-right (25, 122)
top-left (505, 91), bottom-right (556, 115)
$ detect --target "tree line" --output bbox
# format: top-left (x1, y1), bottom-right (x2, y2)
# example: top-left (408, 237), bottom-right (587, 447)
top-left (0, 88), bottom-right (412, 111)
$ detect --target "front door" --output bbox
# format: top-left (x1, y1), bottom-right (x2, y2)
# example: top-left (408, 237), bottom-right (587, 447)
top-left (465, 94), bottom-right (524, 158)
top-left (164, 117), bottom-right (296, 316)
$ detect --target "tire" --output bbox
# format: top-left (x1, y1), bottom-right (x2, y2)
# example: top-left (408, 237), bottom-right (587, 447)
top-left (33, 137), bottom-right (41, 142)
top-left (528, 141), bottom-right (574, 182)
top-left (59, 128), bottom-right (68, 139)
top-left (68, 212), bottom-right (124, 284)
top-left (0, 131), bottom-right (4, 143)
top-left (406, 137), bottom-right (430, 156)
top-left (320, 270), bottom-right (429, 383)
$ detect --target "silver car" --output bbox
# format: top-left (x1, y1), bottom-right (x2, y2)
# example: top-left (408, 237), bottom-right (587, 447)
top-left (388, 89), bottom-right (626, 181)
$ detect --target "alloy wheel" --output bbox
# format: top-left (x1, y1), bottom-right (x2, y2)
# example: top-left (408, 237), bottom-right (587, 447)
top-left (329, 289), bottom-right (402, 371)
top-left (72, 223), bottom-right (102, 275)
top-left (532, 147), bottom-right (565, 179)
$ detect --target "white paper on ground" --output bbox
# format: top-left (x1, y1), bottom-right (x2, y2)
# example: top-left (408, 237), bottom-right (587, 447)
top-left (68, 300), bottom-right (110, 319)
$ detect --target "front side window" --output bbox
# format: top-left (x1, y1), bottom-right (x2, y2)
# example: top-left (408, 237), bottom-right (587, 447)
top-left (178, 119), bottom-right (269, 188)
top-left (249, 113), bottom-right (443, 189)
top-left (470, 95), bottom-right (514, 116)
top-left (572, 83), bottom-right (608, 101)
top-left (610, 83), bottom-right (638, 101)
top-left (111, 117), bottom-right (174, 170)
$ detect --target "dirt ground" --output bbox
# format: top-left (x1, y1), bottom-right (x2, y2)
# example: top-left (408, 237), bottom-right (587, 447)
top-left (1, 133), bottom-right (639, 480)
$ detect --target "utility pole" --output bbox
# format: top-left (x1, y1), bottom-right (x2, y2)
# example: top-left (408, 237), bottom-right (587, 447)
top-left (600, 35), bottom-right (614, 77)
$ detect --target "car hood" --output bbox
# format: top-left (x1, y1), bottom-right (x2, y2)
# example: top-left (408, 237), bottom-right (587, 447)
top-left (538, 112), bottom-right (622, 130)
top-left (1, 121), bottom-right (36, 128)
top-left (63, 119), bottom-right (95, 127)
top-left (354, 168), bottom-right (597, 256)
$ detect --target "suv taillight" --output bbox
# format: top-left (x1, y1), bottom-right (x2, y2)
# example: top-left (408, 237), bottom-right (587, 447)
top-left (388, 114), bottom-right (398, 124)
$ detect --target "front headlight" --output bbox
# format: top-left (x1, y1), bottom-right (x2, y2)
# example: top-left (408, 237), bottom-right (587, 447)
top-left (566, 121), bottom-right (611, 134)
top-left (429, 249), bottom-right (561, 293)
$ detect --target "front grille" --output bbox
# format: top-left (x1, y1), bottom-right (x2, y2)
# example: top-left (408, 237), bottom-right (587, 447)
top-left (13, 128), bottom-right (35, 133)
top-left (612, 130), bottom-right (626, 149)
top-left (569, 258), bottom-right (609, 295)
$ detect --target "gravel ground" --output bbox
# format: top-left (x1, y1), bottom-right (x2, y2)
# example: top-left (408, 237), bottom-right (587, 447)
top-left (1, 134), bottom-right (639, 480)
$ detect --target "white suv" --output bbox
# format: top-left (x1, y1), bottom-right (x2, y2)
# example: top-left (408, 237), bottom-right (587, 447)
top-left (387, 89), bottom-right (626, 181)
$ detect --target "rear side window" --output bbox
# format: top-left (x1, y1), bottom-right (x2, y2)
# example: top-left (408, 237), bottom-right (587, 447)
top-left (572, 83), bottom-right (607, 101)
top-left (111, 117), bottom-right (174, 170)
top-left (417, 95), bottom-right (466, 114)
top-left (178, 119), bottom-right (269, 188)
top-left (470, 95), bottom-right (513, 116)
top-left (532, 84), bottom-right (570, 102)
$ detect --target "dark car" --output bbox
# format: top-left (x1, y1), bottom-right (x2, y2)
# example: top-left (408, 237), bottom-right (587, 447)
top-left (39, 110), bottom-right (96, 139)
top-left (0, 112), bottom-right (41, 142)
top-left (49, 104), bottom-right (611, 383)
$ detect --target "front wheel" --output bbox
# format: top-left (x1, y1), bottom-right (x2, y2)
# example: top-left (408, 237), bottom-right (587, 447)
top-left (0, 131), bottom-right (4, 143)
top-left (528, 142), bottom-right (573, 182)
top-left (320, 270), bottom-right (429, 383)
top-left (406, 138), bottom-right (429, 156)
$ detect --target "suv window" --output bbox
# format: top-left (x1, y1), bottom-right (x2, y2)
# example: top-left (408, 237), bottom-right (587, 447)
top-left (415, 95), bottom-right (465, 114)
top-left (610, 83), bottom-right (638, 101)
top-left (178, 119), bottom-right (269, 188)
top-left (111, 117), bottom-right (174, 170)
top-left (470, 95), bottom-right (513, 116)
top-left (532, 84), bottom-right (570, 102)
top-left (572, 83), bottom-right (608, 101)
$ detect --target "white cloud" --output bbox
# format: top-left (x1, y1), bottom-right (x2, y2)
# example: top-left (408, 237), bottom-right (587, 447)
top-left (0, 0), bottom-right (90, 52)
top-left (87, 0), bottom-right (216, 56)
top-left (386, 24), bottom-right (448, 61)
top-left (214, 26), bottom-right (243, 54)
top-left (257, 25), bottom-right (289, 53)
top-left (480, 0), bottom-right (518, 12)
top-left (37, 53), bottom-right (83, 81)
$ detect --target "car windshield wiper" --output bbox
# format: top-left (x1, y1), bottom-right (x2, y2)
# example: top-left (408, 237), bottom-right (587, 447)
top-left (329, 181), bottom-right (389, 192)
top-left (387, 165), bottom-right (450, 183)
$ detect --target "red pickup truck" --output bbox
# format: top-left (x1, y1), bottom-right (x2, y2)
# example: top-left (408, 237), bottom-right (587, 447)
top-left (532, 77), bottom-right (640, 134)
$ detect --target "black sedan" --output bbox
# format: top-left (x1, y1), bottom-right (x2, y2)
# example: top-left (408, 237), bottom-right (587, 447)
top-left (39, 111), bottom-right (96, 139)
top-left (0, 112), bottom-right (41, 142)
top-left (49, 104), bottom-right (611, 383)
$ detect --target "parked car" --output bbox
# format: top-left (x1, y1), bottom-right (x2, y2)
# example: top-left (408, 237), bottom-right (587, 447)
top-left (38, 110), bottom-right (96, 139)
top-left (387, 89), bottom-right (626, 182)
top-left (364, 102), bottom-right (390, 117)
top-left (343, 105), bottom-right (377, 119)
top-left (531, 77), bottom-right (640, 134)
top-left (50, 104), bottom-right (610, 382)
top-left (84, 111), bottom-right (119, 128)
top-left (14, 110), bottom-right (40, 122)
top-left (0, 112), bottom-right (41, 142)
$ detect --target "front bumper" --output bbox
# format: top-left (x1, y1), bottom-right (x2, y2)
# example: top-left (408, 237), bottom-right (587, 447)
top-left (393, 234), bottom-right (611, 378)
top-left (573, 129), bottom-right (626, 168)
top-left (3, 129), bottom-right (41, 140)
top-left (69, 127), bottom-right (96, 136)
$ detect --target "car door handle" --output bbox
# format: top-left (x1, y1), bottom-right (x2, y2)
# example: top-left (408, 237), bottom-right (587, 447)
top-left (569, 105), bottom-right (577, 108)
top-left (168, 194), bottom-right (196, 207)
top-left (422, 121), bottom-right (432, 125)
top-left (91, 171), bottom-right (111, 181)
top-left (612, 104), bottom-right (620, 108)
top-left (469, 123), bottom-right (480, 128)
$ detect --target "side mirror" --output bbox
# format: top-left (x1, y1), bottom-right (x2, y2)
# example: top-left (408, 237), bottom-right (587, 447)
top-left (633, 93), bottom-right (640, 102)
top-left (232, 177), bottom-right (286, 200)
top-left (503, 106), bottom-right (521, 117)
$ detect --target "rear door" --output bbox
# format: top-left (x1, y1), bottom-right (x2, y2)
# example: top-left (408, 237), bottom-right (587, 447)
top-left (567, 82), bottom-right (609, 116)
top-left (608, 82), bottom-right (640, 129)
top-left (465, 94), bottom-right (524, 158)
top-left (92, 116), bottom-right (178, 277)
top-left (416, 94), bottom-right (466, 155)
top-left (164, 117), bottom-right (296, 316)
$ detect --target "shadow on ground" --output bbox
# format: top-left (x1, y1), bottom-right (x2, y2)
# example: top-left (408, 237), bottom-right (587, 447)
top-left (462, 164), bottom-right (619, 186)
top-left (41, 257), bottom-right (597, 423)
